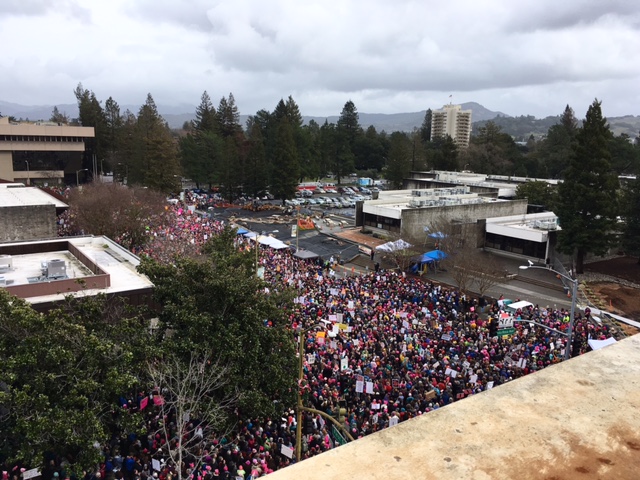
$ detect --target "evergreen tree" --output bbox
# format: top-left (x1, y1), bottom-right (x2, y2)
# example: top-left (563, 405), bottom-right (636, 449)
top-left (337, 100), bottom-right (361, 150)
top-left (0, 292), bottom-right (152, 473)
top-left (103, 97), bottom-right (123, 174)
top-left (194, 91), bottom-right (217, 134)
top-left (138, 228), bottom-right (298, 418)
top-left (620, 177), bottom-right (640, 261)
top-left (134, 94), bottom-right (181, 192)
top-left (385, 131), bottom-right (412, 189)
top-left (556, 100), bottom-right (619, 273)
top-left (215, 94), bottom-right (245, 199)
top-left (245, 120), bottom-right (270, 197)
top-left (50, 106), bottom-right (69, 124)
top-left (270, 117), bottom-right (299, 202)
top-left (180, 92), bottom-right (221, 188)
top-left (420, 109), bottom-right (432, 144)
top-left (74, 83), bottom-right (107, 172)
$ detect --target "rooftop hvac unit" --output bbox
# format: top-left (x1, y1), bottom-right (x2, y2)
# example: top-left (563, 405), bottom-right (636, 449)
top-left (46, 259), bottom-right (67, 280)
top-left (0, 255), bottom-right (12, 272)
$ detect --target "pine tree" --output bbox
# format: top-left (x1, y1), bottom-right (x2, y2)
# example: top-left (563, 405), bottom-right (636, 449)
top-left (194, 91), bottom-right (217, 134)
top-left (135, 94), bottom-right (181, 191)
top-left (556, 99), bottom-right (619, 273)
top-left (385, 131), bottom-right (412, 189)
top-left (50, 106), bottom-right (69, 124)
top-left (620, 177), bottom-right (640, 261)
top-left (420, 109), bottom-right (432, 144)
top-left (270, 117), bottom-right (299, 202)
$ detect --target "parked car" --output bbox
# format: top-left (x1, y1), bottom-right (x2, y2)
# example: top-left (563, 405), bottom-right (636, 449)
top-left (325, 187), bottom-right (337, 194)
top-left (360, 187), bottom-right (371, 195)
top-left (314, 187), bottom-right (326, 194)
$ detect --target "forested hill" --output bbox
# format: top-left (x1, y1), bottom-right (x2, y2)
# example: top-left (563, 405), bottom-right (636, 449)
top-left (474, 114), bottom-right (640, 141)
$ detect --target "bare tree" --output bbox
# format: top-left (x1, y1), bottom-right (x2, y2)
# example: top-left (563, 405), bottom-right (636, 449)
top-left (472, 251), bottom-right (508, 298)
top-left (67, 182), bottom-right (167, 250)
top-left (148, 351), bottom-right (237, 480)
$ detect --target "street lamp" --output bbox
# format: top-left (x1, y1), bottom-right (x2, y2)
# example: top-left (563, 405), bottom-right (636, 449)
top-left (518, 261), bottom-right (578, 361)
top-left (296, 323), bottom-right (323, 461)
top-left (76, 168), bottom-right (89, 186)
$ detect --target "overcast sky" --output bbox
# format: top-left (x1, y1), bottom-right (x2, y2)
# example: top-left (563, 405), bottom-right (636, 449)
top-left (1, 0), bottom-right (639, 118)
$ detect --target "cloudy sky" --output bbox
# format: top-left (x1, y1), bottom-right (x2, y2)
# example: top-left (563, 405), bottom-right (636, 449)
top-left (1, 0), bottom-right (639, 118)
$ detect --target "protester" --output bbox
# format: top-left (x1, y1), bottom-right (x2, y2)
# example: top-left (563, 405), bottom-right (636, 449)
top-left (31, 194), bottom-right (612, 478)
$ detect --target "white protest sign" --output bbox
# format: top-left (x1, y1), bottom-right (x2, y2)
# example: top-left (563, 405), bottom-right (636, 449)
top-left (152, 459), bottom-right (161, 472)
top-left (341, 358), bottom-right (349, 371)
top-left (355, 380), bottom-right (364, 393)
top-left (22, 469), bottom-right (41, 480)
top-left (280, 444), bottom-right (294, 459)
top-left (365, 381), bottom-right (374, 394)
top-left (498, 313), bottom-right (514, 329)
top-left (487, 381), bottom-right (494, 390)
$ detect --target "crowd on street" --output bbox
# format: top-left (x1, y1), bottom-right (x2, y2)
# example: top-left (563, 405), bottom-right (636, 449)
top-left (24, 194), bottom-right (614, 480)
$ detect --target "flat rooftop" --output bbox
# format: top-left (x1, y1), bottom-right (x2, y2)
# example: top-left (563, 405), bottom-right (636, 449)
top-left (270, 335), bottom-right (640, 480)
top-left (0, 184), bottom-right (68, 208)
top-left (485, 212), bottom-right (562, 242)
top-left (0, 236), bottom-right (153, 306)
top-left (363, 188), bottom-right (509, 219)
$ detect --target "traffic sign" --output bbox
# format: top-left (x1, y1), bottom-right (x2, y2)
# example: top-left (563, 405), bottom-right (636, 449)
top-left (498, 328), bottom-right (516, 337)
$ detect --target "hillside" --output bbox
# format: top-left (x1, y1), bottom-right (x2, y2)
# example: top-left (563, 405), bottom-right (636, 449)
top-left (2, 99), bottom-right (637, 138)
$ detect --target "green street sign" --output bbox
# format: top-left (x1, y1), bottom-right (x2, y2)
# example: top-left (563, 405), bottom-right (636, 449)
top-left (332, 425), bottom-right (347, 446)
top-left (498, 328), bottom-right (516, 336)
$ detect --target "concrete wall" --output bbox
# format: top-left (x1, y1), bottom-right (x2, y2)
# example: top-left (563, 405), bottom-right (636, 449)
top-left (268, 336), bottom-right (640, 480)
top-left (400, 199), bottom-right (528, 243)
top-left (0, 152), bottom-right (12, 181)
top-left (0, 205), bottom-right (57, 242)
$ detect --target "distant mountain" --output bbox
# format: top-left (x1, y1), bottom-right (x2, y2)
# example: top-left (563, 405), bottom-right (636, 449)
top-left (0, 99), bottom-right (509, 131)
top-left (2, 99), bottom-right (636, 138)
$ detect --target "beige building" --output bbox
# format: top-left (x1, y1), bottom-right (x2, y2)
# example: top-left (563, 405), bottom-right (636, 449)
top-left (0, 116), bottom-right (94, 185)
top-left (430, 104), bottom-right (472, 148)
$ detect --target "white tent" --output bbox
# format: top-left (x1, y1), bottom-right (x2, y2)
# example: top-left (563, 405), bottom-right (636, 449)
top-left (258, 236), bottom-right (288, 250)
top-left (588, 337), bottom-right (617, 351)
top-left (375, 239), bottom-right (412, 253)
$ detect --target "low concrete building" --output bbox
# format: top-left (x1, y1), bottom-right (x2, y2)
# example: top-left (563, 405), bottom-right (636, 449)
top-left (269, 335), bottom-right (640, 480)
top-left (0, 183), bottom-right (68, 242)
top-left (0, 236), bottom-right (154, 312)
top-left (357, 187), bottom-right (528, 243)
top-left (485, 211), bottom-right (561, 262)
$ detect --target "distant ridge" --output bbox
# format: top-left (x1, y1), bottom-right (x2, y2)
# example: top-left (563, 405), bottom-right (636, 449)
top-left (2, 100), bottom-right (637, 137)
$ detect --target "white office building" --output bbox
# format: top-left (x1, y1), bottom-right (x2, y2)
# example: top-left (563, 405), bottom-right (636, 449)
top-left (430, 104), bottom-right (472, 148)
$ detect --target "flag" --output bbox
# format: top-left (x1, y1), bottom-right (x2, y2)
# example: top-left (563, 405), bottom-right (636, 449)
top-left (153, 395), bottom-right (165, 406)
top-left (140, 397), bottom-right (149, 410)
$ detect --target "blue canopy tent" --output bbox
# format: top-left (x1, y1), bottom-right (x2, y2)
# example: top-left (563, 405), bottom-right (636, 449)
top-left (236, 227), bottom-right (249, 235)
top-left (423, 249), bottom-right (448, 261)
top-left (413, 249), bottom-right (448, 275)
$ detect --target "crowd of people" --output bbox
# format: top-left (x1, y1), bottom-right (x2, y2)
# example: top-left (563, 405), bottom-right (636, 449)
top-left (14, 192), bottom-right (613, 480)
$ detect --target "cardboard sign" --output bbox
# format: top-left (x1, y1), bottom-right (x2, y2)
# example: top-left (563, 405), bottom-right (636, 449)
top-left (281, 444), bottom-right (294, 459)
top-left (22, 469), bottom-right (41, 480)
top-left (366, 381), bottom-right (374, 394)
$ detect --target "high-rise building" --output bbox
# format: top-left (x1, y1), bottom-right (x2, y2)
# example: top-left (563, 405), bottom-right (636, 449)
top-left (430, 104), bottom-right (472, 148)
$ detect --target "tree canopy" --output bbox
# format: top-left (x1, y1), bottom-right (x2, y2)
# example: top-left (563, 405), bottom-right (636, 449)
top-left (556, 99), bottom-right (619, 272)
